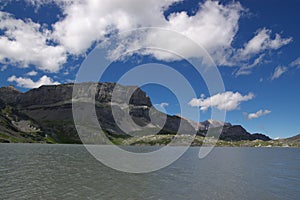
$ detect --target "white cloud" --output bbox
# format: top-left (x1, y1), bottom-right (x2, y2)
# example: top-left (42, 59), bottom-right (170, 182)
top-left (290, 57), bottom-right (300, 68)
top-left (154, 102), bottom-right (169, 113)
top-left (0, 0), bottom-right (293, 75)
top-left (235, 54), bottom-right (265, 76)
top-left (26, 70), bottom-right (38, 76)
top-left (0, 65), bottom-right (7, 71)
top-left (271, 66), bottom-right (288, 80)
top-left (247, 109), bottom-right (271, 120)
top-left (7, 75), bottom-right (60, 88)
top-left (160, 1), bottom-right (242, 62)
top-left (51, 0), bottom-right (181, 55)
top-left (189, 91), bottom-right (254, 111)
top-left (231, 29), bottom-right (292, 76)
top-left (160, 102), bottom-right (169, 108)
top-left (237, 28), bottom-right (292, 60)
top-left (107, 1), bottom-right (244, 63)
top-left (0, 11), bottom-right (67, 72)
top-left (50, 0), bottom-right (291, 70)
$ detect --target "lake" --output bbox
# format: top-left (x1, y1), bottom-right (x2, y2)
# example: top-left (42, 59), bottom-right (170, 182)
top-left (1, 144), bottom-right (300, 199)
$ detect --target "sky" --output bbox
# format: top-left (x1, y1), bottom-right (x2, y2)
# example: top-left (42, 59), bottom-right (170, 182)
top-left (0, 0), bottom-right (299, 138)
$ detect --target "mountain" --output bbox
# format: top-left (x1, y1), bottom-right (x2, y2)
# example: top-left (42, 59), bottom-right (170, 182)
top-left (0, 85), bottom-right (21, 105)
top-left (274, 134), bottom-right (300, 147)
top-left (0, 83), bottom-right (271, 144)
top-left (282, 134), bottom-right (300, 142)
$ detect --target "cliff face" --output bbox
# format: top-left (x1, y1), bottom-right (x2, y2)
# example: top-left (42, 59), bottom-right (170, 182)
top-left (4, 82), bottom-right (152, 107)
top-left (0, 83), bottom-right (271, 143)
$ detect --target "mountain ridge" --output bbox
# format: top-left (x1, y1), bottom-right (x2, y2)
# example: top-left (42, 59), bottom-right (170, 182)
top-left (0, 83), bottom-right (273, 144)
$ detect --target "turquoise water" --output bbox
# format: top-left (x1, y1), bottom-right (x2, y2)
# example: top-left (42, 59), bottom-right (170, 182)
top-left (1, 144), bottom-right (300, 199)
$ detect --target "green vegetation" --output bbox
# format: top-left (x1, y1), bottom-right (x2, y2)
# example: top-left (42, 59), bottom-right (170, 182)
top-left (45, 135), bottom-right (57, 144)
top-left (1, 130), bottom-right (300, 147)
top-left (2, 105), bottom-right (12, 116)
top-left (0, 132), bottom-right (29, 143)
top-left (106, 134), bottom-right (300, 147)
top-left (110, 137), bottom-right (124, 145)
top-left (42, 120), bottom-right (81, 144)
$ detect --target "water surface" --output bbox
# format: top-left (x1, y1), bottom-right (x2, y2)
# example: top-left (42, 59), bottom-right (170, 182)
top-left (1, 144), bottom-right (299, 199)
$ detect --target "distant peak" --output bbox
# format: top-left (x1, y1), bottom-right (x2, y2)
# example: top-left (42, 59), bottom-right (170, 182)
top-left (8, 85), bottom-right (18, 90)
top-left (0, 85), bottom-right (21, 93)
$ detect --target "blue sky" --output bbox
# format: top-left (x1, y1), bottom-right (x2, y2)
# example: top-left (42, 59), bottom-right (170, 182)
top-left (0, 0), bottom-right (299, 138)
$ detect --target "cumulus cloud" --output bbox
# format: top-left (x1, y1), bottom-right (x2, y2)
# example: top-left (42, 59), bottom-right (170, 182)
top-left (51, 0), bottom-right (181, 55)
top-left (147, 1), bottom-right (242, 62)
top-left (0, 11), bottom-right (67, 72)
top-left (26, 70), bottom-right (38, 76)
top-left (7, 75), bottom-right (60, 88)
top-left (104, 1), bottom-right (244, 63)
top-left (0, 0), bottom-right (293, 75)
top-left (271, 66), bottom-right (288, 80)
top-left (246, 109), bottom-right (271, 120)
top-left (189, 91), bottom-right (254, 111)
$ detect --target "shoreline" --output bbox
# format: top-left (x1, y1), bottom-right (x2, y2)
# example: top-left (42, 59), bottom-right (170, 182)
top-left (1, 141), bottom-right (299, 148)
